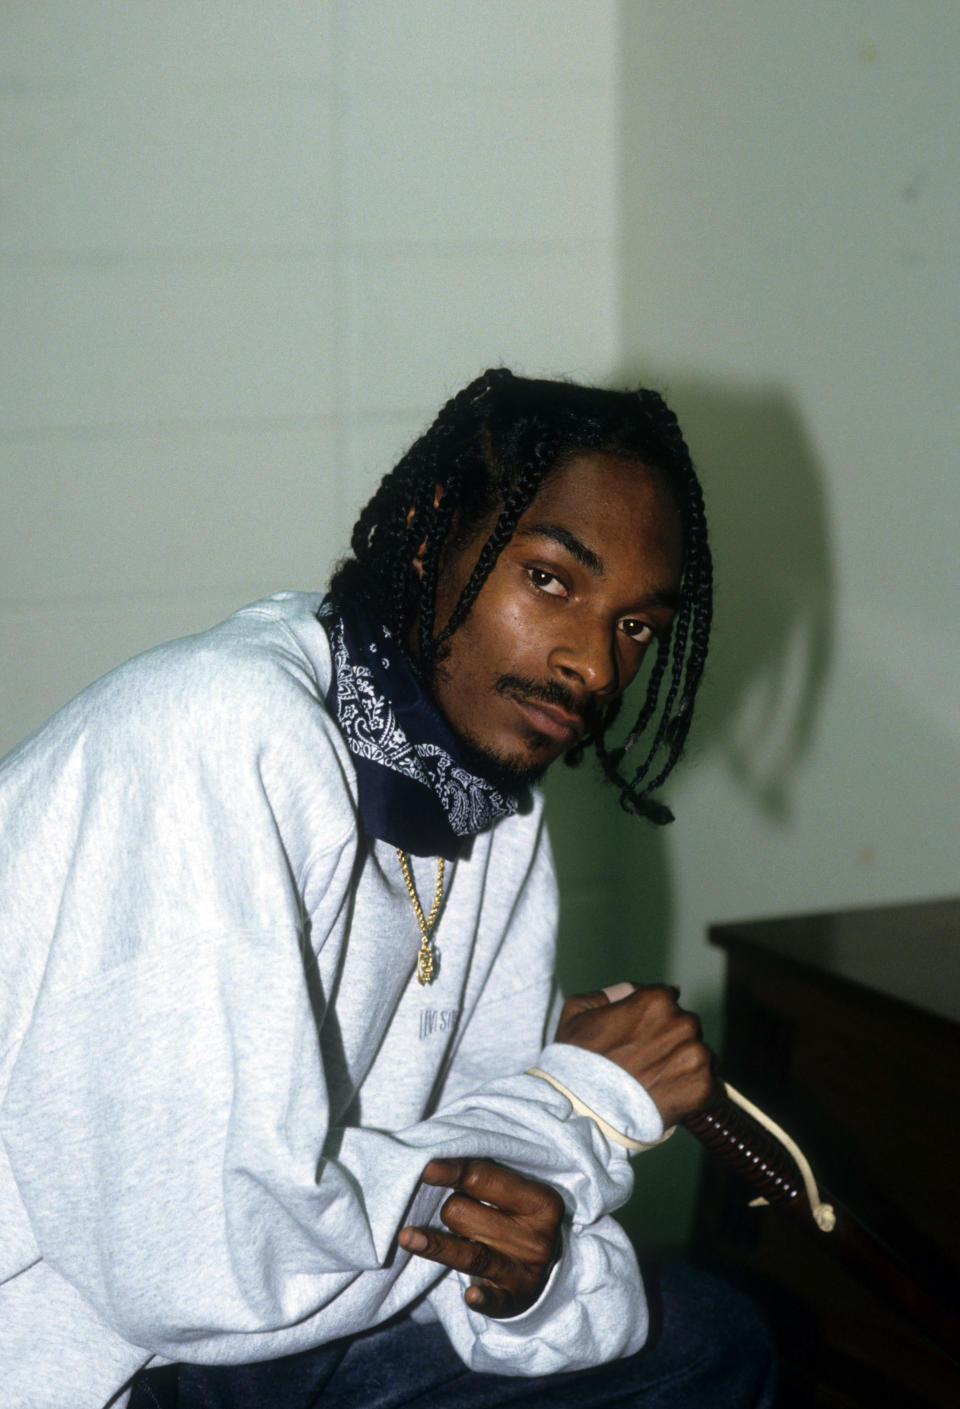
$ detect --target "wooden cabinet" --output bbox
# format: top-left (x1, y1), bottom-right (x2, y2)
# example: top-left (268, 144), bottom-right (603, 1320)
top-left (692, 898), bottom-right (960, 1407)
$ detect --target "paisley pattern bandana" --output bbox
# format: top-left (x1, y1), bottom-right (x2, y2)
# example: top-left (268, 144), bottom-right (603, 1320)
top-left (317, 597), bottom-right (520, 858)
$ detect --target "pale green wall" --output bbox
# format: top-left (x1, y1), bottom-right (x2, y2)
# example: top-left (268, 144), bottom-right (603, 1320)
top-left (1, 0), bottom-right (620, 754)
top-left (549, 0), bottom-right (960, 1246)
top-left (3, 2), bottom-right (957, 1255)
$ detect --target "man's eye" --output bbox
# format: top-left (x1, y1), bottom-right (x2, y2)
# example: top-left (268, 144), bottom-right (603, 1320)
top-left (527, 568), bottom-right (567, 597)
top-left (619, 618), bottom-right (653, 644)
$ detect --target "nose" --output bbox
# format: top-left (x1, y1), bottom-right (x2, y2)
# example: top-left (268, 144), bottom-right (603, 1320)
top-left (549, 618), bottom-right (618, 697)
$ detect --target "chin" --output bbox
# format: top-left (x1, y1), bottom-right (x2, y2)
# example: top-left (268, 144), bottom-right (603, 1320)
top-left (453, 728), bottom-right (550, 795)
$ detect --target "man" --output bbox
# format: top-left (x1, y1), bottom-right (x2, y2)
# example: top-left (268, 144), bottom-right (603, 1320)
top-left (0, 370), bottom-right (774, 1406)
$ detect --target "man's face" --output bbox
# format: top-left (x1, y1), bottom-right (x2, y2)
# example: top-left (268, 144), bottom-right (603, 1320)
top-left (426, 452), bottom-right (684, 787)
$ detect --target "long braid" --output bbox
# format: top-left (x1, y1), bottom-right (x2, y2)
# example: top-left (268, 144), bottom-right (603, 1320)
top-left (580, 388), bottom-right (712, 822)
top-left (328, 368), bottom-right (713, 824)
top-left (430, 427), bottom-right (563, 659)
top-left (336, 368), bottom-right (509, 639)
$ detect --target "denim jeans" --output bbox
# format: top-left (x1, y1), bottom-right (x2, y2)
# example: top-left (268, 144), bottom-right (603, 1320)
top-left (129, 1262), bottom-right (776, 1409)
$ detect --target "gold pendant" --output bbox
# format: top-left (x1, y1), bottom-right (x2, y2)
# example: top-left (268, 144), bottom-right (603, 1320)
top-left (398, 848), bottom-right (445, 987)
top-left (417, 941), bottom-right (436, 985)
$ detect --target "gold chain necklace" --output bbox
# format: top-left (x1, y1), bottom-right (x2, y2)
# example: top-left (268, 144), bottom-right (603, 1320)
top-left (396, 848), bottom-right (445, 985)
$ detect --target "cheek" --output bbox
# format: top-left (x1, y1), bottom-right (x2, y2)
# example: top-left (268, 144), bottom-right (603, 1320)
top-left (454, 584), bottom-right (526, 654)
top-left (474, 600), bottom-right (545, 679)
top-left (436, 569), bottom-right (554, 702)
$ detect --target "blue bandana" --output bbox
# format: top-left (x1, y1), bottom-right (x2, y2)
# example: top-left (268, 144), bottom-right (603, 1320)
top-left (318, 598), bottom-right (521, 858)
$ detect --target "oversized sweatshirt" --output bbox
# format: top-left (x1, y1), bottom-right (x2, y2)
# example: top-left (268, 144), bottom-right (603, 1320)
top-left (0, 592), bottom-right (667, 1409)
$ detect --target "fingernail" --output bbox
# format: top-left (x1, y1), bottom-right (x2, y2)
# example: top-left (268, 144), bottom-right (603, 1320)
top-left (400, 1228), bottom-right (428, 1252)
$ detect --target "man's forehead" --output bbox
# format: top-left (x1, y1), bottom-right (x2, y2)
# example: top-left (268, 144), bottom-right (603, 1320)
top-left (505, 455), bottom-right (684, 603)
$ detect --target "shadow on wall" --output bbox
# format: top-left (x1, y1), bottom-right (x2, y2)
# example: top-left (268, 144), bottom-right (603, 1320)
top-left (669, 378), bottom-right (835, 822)
top-left (544, 376), bottom-right (833, 1246)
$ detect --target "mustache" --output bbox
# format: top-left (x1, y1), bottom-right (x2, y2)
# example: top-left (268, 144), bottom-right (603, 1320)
top-left (495, 674), bottom-right (621, 739)
top-left (495, 674), bottom-right (587, 720)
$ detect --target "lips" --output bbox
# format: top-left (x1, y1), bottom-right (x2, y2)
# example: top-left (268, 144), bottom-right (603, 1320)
top-left (511, 695), bottom-right (585, 745)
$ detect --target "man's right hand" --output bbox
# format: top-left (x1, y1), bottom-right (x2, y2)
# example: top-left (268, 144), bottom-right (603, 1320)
top-left (553, 983), bottom-right (717, 1128)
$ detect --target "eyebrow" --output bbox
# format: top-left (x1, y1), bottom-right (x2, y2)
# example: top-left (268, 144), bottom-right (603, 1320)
top-left (515, 520), bottom-right (682, 610)
top-left (516, 522), bottom-right (605, 575)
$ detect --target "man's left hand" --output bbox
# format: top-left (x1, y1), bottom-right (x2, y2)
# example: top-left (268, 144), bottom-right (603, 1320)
top-left (399, 1157), bottom-right (564, 1318)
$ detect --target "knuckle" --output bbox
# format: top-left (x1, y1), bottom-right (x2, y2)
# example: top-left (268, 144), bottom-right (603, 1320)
top-left (470, 1241), bottom-right (494, 1278)
top-left (560, 990), bottom-right (607, 1023)
top-left (441, 1193), bottom-right (472, 1233)
top-left (674, 1039), bottom-right (707, 1074)
top-left (529, 1229), bottom-right (557, 1265)
top-left (641, 985), bottom-right (676, 1020)
top-left (676, 1011), bottom-right (701, 1040)
top-left (461, 1160), bottom-right (495, 1197)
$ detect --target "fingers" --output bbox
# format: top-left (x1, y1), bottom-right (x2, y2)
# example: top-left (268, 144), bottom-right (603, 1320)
top-left (397, 1213), bottom-right (550, 1320)
top-left (557, 988), bottom-right (613, 1024)
top-left (420, 1156), bottom-right (467, 1188)
top-left (556, 981), bottom-right (683, 1051)
top-left (634, 1001), bottom-right (717, 1121)
top-left (620, 982), bottom-right (686, 1019)
top-left (554, 981), bottom-right (717, 1125)
top-left (464, 1280), bottom-right (512, 1316)
top-left (398, 1223), bottom-right (516, 1287)
top-left (421, 1157), bottom-right (564, 1222)
top-left (402, 1158), bottom-right (564, 1319)
top-left (438, 1187), bottom-right (559, 1267)
top-left (417, 1159), bottom-right (563, 1262)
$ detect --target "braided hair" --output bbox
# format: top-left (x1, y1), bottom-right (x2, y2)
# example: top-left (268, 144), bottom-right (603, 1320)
top-left (329, 368), bottom-right (713, 823)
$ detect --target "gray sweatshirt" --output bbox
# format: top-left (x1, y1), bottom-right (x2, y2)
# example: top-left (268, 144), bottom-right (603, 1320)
top-left (0, 593), bottom-right (666, 1408)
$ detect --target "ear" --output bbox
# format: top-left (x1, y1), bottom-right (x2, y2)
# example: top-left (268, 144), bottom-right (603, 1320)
top-left (407, 485), bottom-right (444, 579)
